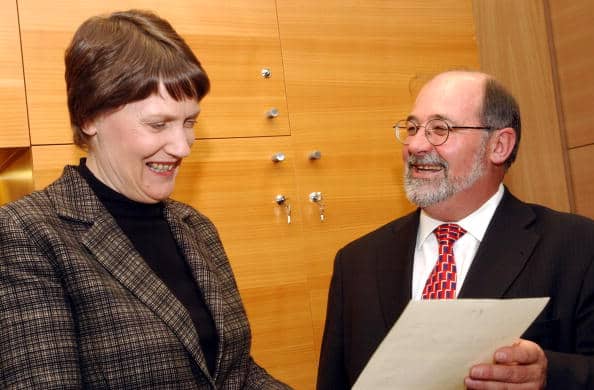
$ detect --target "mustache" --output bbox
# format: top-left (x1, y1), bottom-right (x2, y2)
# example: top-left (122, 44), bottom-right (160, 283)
top-left (406, 153), bottom-right (448, 169)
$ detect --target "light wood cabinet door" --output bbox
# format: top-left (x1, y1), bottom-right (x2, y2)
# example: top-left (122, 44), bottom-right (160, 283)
top-left (277, 0), bottom-right (480, 361)
top-left (0, 0), bottom-right (29, 147)
top-left (18, 0), bottom-right (289, 145)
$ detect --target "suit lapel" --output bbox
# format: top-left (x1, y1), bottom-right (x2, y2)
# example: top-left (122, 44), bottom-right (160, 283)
top-left (164, 204), bottom-right (225, 376)
top-left (459, 190), bottom-right (540, 298)
top-left (377, 211), bottom-right (419, 328)
top-left (49, 166), bottom-right (212, 380)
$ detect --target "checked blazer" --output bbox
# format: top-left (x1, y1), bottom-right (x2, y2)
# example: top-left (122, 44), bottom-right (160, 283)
top-left (0, 166), bottom-right (290, 389)
top-left (317, 189), bottom-right (594, 389)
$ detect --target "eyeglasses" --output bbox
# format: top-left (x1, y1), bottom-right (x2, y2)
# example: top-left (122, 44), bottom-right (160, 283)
top-left (393, 119), bottom-right (492, 146)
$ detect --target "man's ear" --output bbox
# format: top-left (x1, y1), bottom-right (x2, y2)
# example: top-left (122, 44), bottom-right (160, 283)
top-left (489, 127), bottom-right (516, 165)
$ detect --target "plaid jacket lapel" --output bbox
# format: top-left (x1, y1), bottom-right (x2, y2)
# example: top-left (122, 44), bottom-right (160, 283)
top-left (48, 166), bottom-right (213, 382)
top-left (165, 205), bottom-right (226, 376)
top-left (162, 201), bottom-right (254, 386)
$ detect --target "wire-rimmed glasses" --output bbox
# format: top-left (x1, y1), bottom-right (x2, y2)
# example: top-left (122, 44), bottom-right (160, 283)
top-left (393, 118), bottom-right (491, 146)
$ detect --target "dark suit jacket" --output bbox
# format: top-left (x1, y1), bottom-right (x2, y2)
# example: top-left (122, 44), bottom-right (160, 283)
top-left (317, 189), bottom-right (594, 389)
top-left (0, 166), bottom-right (290, 389)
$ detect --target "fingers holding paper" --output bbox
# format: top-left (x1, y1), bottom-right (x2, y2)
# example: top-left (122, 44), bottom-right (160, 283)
top-left (465, 339), bottom-right (547, 389)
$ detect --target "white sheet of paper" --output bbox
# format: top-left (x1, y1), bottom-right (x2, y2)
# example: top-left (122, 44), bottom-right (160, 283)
top-left (352, 297), bottom-right (549, 390)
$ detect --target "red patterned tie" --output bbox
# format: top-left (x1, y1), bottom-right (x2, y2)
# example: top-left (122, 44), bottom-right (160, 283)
top-left (422, 223), bottom-right (467, 299)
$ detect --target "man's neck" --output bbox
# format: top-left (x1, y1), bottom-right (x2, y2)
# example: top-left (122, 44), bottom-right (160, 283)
top-left (423, 181), bottom-right (502, 222)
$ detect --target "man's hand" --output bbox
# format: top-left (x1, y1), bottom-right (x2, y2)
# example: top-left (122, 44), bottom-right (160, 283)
top-left (464, 339), bottom-right (547, 389)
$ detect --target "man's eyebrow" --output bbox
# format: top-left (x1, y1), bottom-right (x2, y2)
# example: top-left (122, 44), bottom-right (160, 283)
top-left (406, 114), bottom-right (455, 123)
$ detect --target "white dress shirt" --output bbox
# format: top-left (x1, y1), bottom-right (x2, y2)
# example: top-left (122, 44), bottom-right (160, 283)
top-left (411, 184), bottom-right (505, 300)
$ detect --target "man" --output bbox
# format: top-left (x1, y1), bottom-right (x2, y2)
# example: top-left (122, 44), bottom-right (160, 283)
top-left (317, 71), bottom-right (594, 389)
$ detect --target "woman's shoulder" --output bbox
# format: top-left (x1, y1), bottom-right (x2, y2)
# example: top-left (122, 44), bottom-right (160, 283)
top-left (0, 188), bottom-right (54, 223)
top-left (0, 166), bottom-right (89, 230)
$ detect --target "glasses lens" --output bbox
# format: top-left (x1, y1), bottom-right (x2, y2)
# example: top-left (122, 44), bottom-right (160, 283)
top-left (394, 120), bottom-right (415, 144)
top-left (426, 119), bottom-right (450, 146)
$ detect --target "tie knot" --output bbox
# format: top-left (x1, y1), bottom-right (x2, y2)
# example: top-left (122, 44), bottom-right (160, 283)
top-left (434, 223), bottom-right (466, 243)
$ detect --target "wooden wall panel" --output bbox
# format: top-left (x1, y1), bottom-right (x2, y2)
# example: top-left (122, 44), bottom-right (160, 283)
top-left (31, 145), bottom-right (85, 190)
top-left (472, 0), bottom-right (571, 212)
top-left (548, 0), bottom-right (594, 149)
top-left (0, 148), bottom-right (32, 205)
top-left (569, 144), bottom-right (594, 219)
top-left (0, 0), bottom-right (29, 147)
top-left (18, 0), bottom-right (289, 145)
top-left (547, 0), bottom-right (594, 219)
top-left (277, 0), bottom-right (479, 364)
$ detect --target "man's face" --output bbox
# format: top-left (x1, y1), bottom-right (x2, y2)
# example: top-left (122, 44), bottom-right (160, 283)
top-left (402, 72), bottom-right (491, 208)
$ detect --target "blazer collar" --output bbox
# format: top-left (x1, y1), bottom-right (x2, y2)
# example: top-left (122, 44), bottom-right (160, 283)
top-left (458, 188), bottom-right (539, 298)
top-left (377, 210), bottom-right (419, 329)
top-left (47, 165), bottom-right (105, 223)
top-left (47, 166), bottom-right (218, 384)
top-left (164, 203), bottom-right (226, 377)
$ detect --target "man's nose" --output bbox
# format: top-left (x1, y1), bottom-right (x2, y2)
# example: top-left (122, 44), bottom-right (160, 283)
top-left (406, 128), bottom-right (433, 154)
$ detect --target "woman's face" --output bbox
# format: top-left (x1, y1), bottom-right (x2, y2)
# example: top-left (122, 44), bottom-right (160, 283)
top-left (83, 83), bottom-right (200, 203)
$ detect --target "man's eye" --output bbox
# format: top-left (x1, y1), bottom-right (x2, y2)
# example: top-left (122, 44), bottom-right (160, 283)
top-left (432, 126), bottom-right (449, 136)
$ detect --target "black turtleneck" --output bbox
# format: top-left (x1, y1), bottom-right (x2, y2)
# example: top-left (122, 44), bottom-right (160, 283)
top-left (77, 160), bottom-right (218, 375)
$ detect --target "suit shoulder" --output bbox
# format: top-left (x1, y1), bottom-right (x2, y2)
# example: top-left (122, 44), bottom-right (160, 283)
top-left (527, 202), bottom-right (594, 234)
top-left (339, 210), bottom-right (417, 254)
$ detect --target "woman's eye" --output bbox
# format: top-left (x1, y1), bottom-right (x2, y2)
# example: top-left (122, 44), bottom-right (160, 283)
top-left (184, 120), bottom-right (197, 128)
top-left (149, 122), bottom-right (167, 130)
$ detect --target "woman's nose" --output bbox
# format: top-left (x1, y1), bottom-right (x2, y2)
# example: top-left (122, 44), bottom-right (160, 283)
top-left (167, 126), bottom-right (193, 158)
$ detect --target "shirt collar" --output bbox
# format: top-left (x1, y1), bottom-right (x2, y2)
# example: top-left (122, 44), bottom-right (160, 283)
top-left (416, 183), bottom-right (505, 248)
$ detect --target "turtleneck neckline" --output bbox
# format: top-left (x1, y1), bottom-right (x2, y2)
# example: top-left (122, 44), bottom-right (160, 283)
top-left (77, 158), bottom-right (164, 218)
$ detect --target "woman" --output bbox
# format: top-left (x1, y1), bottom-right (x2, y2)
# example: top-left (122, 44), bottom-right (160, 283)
top-left (0, 10), bottom-right (290, 389)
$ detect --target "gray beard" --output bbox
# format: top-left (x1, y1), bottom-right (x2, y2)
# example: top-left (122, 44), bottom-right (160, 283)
top-left (404, 139), bottom-right (488, 208)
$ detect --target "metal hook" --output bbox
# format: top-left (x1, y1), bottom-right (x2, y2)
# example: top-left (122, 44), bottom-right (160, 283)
top-left (275, 194), bottom-right (291, 224)
top-left (309, 192), bottom-right (325, 222)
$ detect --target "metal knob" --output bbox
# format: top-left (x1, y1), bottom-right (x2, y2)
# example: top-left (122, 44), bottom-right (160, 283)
top-left (266, 107), bottom-right (279, 118)
top-left (261, 68), bottom-right (271, 78)
top-left (275, 194), bottom-right (287, 205)
top-left (309, 191), bottom-right (323, 203)
top-left (308, 150), bottom-right (322, 160)
top-left (271, 152), bottom-right (286, 163)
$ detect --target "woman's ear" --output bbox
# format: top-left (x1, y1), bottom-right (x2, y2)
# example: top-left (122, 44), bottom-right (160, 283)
top-left (80, 120), bottom-right (98, 137)
top-left (489, 127), bottom-right (516, 165)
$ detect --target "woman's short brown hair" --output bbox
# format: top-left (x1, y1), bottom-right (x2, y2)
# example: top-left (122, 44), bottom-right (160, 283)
top-left (65, 9), bottom-right (210, 147)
